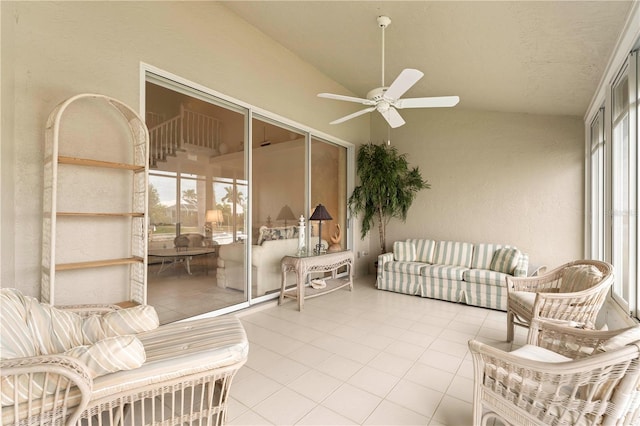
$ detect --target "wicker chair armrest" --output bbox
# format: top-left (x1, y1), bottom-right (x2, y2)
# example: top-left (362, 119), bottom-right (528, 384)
top-left (528, 318), bottom-right (637, 359)
top-left (506, 273), bottom-right (563, 293)
top-left (468, 338), bottom-right (640, 424)
top-left (1, 354), bottom-right (93, 425)
top-left (56, 303), bottom-right (121, 317)
top-left (531, 275), bottom-right (613, 329)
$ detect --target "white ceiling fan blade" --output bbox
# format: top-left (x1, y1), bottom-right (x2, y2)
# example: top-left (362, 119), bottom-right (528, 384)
top-left (395, 96), bottom-right (460, 109)
top-left (383, 69), bottom-right (424, 101)
top-left (318, 93), bottom-right (375, 105)
top-left (380, 107), bottom-right (405, 128)
top-left (330, 107), bottom-right (376, 125)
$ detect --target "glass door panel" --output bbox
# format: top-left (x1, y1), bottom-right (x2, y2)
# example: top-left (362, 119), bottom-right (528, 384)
top-left (250, 117), bottom-right (305, 298)
top-left (310, 138), bottom-right (348, 255)
top-left (146, 80), bottom-right (248, 323)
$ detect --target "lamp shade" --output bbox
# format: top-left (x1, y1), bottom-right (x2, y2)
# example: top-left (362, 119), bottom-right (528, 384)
top-left (276, 204), bottom-right (296, 221)
top-left (309, 204), bottom-right (332, 221)
top-left (205, 209), bottom-right (223, 223)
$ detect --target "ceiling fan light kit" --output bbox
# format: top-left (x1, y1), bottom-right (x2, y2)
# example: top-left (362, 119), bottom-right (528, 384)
top-left (318, 15), bottom-right (459, 128)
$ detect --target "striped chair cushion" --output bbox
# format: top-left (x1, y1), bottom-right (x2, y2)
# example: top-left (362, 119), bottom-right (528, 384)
top-left (433, 241), bottom-right (473, 267)
top-left (64, 335), bottom-right (146, 379)
top-left (0, 288), bottom-right (37, 359)
top-left (385, 261), bottom-right (425, 276)
top-left (406, 239), bottom-right (436, 263)
top-left (393, 241), bottom-right (416, 262)
top-left (489, 247), bottom-right (521, 274)
top-left (82, 305), bottom-right (159, 344)
top-left (560, 265), bottom-right (603, 293)
top-left (420, 265), bottom-right (468, 281)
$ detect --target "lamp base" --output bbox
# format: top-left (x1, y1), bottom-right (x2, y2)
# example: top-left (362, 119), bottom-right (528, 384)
top-left (313, 243), bottom-right (326, 255)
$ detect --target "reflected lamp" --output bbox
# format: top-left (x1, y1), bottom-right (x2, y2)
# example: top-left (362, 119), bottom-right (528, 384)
top-left (276, 204), bottom-right (296, 227)
top-left (205, 209), bottom-right (223, 238)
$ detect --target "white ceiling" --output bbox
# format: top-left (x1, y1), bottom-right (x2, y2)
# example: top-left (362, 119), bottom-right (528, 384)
top-left (222, 1), bottom-right (633, 117)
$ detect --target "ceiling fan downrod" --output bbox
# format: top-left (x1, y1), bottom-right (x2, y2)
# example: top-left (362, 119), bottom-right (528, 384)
top-left (377, 15), bottom-right (391, 88)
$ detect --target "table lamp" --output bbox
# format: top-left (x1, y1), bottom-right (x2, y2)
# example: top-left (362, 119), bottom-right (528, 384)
top-left (309, 204), bottom-right (332, 254)
top-left (276, 204), bottom-right (296, 227)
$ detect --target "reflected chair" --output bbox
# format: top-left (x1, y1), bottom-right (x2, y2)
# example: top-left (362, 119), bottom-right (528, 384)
top-left (506, 259), bottom-right (614, 342)
top-left (469, 318), bottom-right (640, 426)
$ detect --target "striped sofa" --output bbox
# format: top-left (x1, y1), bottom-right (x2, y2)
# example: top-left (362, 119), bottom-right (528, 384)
top-left (377, 239), bottom-right (529, 311)
top-left (1, 288), bottom-right (248, 425)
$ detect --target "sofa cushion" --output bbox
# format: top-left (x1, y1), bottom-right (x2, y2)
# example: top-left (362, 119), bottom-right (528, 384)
top-left (433, 241), bottom-right (473, 267)
top-left (471, 243), bottom-right (510, 270)
top-left (513, 253), bottom-right (529, 277)
top-left (0, 289), bottom-right (37, 359)
top-left (92, 316), bottom-right (248, 400)
top-left (511, 344), bottom-right (572, 362)
top-left (407, 239), bottom-right (436, 263)
top-left (82, 305), bottom-right (159, 344)
top-left (63, 335), bottom-right (146, 379)
top-left (257, 225), bottom-right (298, 245)
top-left (385, 261), bottom-right (425, 276)
top-left (421, 265), bottom-right (468, 281)
top-left (490, 247), bottom-right (521, 274)
top-left (560, 265), bottom-right (603, 293)
top-left (26, 298), bottom-right (84, 355)
top-left (393, 241), bottom-right (416, 262)
top-left (464, 269), bottom-right (509, 287)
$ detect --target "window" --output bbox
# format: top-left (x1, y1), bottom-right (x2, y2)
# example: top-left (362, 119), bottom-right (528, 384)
top-left (587, 50), bottom-right (638, 318)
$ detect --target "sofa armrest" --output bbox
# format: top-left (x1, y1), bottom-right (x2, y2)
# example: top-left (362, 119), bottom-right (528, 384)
top-left (377, 252), bottom-right (394, 275)
top-left (1, 354), bottom-right (93, 425)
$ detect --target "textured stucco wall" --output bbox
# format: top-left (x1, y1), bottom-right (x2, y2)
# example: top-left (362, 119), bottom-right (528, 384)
top-left (370, 108), bottom-right (584, 269)
top-left (1, 1), bottom-right (370, 298)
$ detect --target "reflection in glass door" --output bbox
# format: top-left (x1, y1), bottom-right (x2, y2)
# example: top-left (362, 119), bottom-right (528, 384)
top-left (250, 117), bottom-right (305, 299)
top-left (311, 137), bottom-right (348, 255)
top-left (145, 79), bottom-right (248, 324)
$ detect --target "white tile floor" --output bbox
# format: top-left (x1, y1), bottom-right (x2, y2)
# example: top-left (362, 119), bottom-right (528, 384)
top-left (229, 275), bottom-right (527, 425)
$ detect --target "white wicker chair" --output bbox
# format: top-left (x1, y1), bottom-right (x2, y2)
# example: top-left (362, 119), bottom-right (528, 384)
top-left (1, 293), bottom-right (248, 426)
top-left (469, 318), bottom-right (640, 426)
top-left (506, 259), bottom-right (614, 342)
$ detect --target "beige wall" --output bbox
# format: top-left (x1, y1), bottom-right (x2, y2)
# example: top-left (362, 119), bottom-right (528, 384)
top-left (371, 108), bottom-right (584, 269)
top-left (1, 1), bottom-right (586, 299)
top-left (1, 1), bottom-right (370, 297)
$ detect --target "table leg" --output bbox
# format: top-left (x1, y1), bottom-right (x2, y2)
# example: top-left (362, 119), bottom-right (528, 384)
top-left (185, 256), bottom-right (193, 275)
top-left (297, 269), bottom-right (305, 311)
top-left (279, 266), bottom-right (286, 305)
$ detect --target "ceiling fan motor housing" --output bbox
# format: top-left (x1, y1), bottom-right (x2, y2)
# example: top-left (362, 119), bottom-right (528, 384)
top-left (366, 87), bottom-right (389, 102)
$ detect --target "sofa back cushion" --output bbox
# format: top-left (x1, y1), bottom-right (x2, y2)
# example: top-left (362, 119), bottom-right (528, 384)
top-left (26, 298), bottom-right (84, 355)
top-left (0, 288), bottom-right (37, 359)
top-left (433, 241), bottom-right (474, 267)
top-left (472, 243), bottom-right (510, 270)
top-left (406, 239), bottom-right (436, 263)
top-left (393, 241), bottom-right (416, 261)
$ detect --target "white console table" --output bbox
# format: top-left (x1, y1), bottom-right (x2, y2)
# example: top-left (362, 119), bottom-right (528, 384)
top-left (279, 250), bottom-right (354, 311)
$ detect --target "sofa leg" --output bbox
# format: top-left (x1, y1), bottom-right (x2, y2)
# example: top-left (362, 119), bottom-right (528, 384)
top-left (506, 311), bottom-right (514, 343)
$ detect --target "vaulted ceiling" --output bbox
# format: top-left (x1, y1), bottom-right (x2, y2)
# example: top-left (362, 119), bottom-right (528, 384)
top-left (222, 1), bottom-right (633, 118)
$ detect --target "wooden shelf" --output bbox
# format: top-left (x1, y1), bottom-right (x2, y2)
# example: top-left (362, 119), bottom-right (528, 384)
top-left (58, 156), bottom-right (145, 172)
top-left (57, 212), bottom-right (145, 217)
top-left (56, 257), bottom-right (144, 271)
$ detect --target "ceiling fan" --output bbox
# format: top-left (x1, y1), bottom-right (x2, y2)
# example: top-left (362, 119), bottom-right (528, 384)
top-left (318, 15), bottom-right (460, 128)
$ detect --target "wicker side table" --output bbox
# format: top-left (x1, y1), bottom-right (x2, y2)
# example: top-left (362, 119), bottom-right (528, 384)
top-left (279, 250), bottom-right (354, 311)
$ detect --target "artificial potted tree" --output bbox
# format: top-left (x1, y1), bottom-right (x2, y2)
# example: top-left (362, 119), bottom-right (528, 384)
top-left (348, 142), bottom-right (430, 255)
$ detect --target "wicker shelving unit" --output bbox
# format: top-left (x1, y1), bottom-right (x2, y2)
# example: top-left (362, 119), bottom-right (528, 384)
top-left (41, 94), bottom-right (149, 305)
